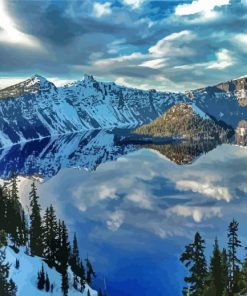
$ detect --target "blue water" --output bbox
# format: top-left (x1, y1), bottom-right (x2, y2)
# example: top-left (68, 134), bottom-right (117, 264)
top-left (6, 136), bottom-right (247, 296)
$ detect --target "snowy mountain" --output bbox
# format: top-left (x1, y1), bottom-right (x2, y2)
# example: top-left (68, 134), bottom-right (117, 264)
top-left (6, 247), bottom-right (97, 296)
top-left (0, 74), bottom-right (187, 148)
top-left (0, 130), bottom-right (137, 180)
top-left (186, 76), bottom-right (247, 128)
top-left (0, 74), bottom-right (245, 148)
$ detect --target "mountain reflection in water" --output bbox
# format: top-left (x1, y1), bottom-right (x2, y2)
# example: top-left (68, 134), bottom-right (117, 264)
top-left (0, 130), bottom-right (246, 296)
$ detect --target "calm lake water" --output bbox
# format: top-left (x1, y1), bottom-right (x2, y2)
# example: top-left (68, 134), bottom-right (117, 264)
top-left (1, 130), bottom-right (247, 296)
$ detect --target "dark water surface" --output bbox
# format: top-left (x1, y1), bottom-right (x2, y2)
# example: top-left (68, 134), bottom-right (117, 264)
top-left (2, 130), bottom-right (247, 296)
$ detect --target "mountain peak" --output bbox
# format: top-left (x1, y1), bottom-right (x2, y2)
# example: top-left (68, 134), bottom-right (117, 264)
top-left (31, 73), bottom-right (47, 80)
top-left (83, 74), bottom-right (96, 83)
top-left (27, 74), bottom-right (57, 92)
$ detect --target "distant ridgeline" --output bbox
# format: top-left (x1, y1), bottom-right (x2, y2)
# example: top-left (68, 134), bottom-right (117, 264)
top-left (180, 219), bottom-right (247, 296)
top-left (0, 173), bottom-right (105, 296)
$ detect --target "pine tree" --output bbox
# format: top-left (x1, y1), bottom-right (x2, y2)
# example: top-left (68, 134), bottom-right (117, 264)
top-left (85, 258), bottom-right (96, 285)
top-left (7, 172), bottom-right (23, 246)
top-left (45, 273), bottom-right (50, 292)
top-left (60, 221), bottom-right (70, 296)
top-left (70, 233), bottom-right (82, 290)
top-left (70, 233), bottom-right (80, 272)
top-left (207, 239), bottom-right (224, 296)
top-left (79, 261), bottom-right (86, 291)
top-left (37, 264), bottom-right (45, 290)
top-left (0, 185), bottom-right (8, 233)
top-left (29, 182), bottom-right (43, 257)
top-left (0, 230), bottom-right (17, 296)
top-left (228, 219), bottom-right (241, 295)
top-left (43, 205), bottom-right (58, 268)
top-left (15, 259), bottom-right (20, 270)
top-left (221, 248), bottom-right (229, 293)
top-left (180, 232), bottom-right (207, 296)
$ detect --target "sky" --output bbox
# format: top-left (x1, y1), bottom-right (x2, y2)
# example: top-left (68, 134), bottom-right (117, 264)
top-left (0, 0), bottom-right (246, 91)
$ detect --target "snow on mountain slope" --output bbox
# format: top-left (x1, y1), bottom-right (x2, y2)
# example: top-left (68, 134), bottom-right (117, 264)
top-left (191, 102), bottom-right (210, 120)
top-left (0, 74), bottom-right (188, 148)
top-left (6, 247), bottom-right (97, 296)
top-left (186, 77), bottom-right (247, 127)
top-left (0, 130), bottom-right (137, 180)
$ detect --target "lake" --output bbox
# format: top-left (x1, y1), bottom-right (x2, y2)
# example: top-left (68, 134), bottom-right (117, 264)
top-left (1, 130), bottom-right (247, 296)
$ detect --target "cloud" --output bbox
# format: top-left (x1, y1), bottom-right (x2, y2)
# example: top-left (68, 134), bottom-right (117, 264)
top-left (107, 210), bottom-right (125, 231)
top-left (176, 180), bottom-right (232, 202)
top-left (0, 0), bottom-right (40, 47)
top-left (126, 190), bottom-right (153, 209)
top-left (139, 58), bottom-right (167, 69)
top-left (1, 0), bottom-right (247, 91)
top-left (122, 0), bottom-right (145, 9)
top-left (207, 49), bottom-right (234, 69)
top-left (167, 205), bottom-right (222, 223)
top-left (149, 30), bottom-right (196, 58)
top-left (93, 2), bottom-right (112, 18)
top-left (175, 0), bottom-right (230, 16)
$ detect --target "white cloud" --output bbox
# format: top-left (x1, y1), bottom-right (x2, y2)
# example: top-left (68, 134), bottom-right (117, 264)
top-left (234, 34), bottom-right (247, 52)
top-left (0, 0), bottom-right (40, 47)
top-left (168, 205), bottom-right (222, 223)
top-left (127, 190), bottom-right (152, 209)
top-left (149, 31), bottom-right (196, 58)
top-left (139, 58), bottom-right (167, 69)
top-left (174, 49), bottom-right (234, 71)
top-left (176, 180), bottom-right (232, 202)
top-left (93, 2), bottom-right (112, 18)
top-left (207, 49), bottom-right (233, 69)
top-left (175, 0), bottom-right (230, 17)
top-left (98, 185), bottom-right (117, 200)
top-left (94, 52), bottom-right (144, 67)
top-left (106, 210), bottom-right (125, 231)
top-left (122, 0), bottom-right (145, 9)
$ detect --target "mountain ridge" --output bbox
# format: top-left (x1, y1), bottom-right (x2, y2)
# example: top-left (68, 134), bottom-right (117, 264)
top-left (0, 74), bottom-right (245, 148)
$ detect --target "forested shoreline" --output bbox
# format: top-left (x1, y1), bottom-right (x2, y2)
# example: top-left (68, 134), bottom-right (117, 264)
top-left (0, 173), bottom-right (105, 296)
top-left (180, 219), bottom-right (247, 296)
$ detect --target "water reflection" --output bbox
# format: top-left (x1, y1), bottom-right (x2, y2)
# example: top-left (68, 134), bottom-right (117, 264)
top-left (236, 120), bottom-right (247, 146)
top-left (0, 129), bottom-right (232, 180)
top-left (11, 140), bottom-right (247, 296)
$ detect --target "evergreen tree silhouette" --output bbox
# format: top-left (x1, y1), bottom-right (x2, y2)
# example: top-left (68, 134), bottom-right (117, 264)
top-left (70, 233), bottom-right (83, 289)
top-left (85, 258), bottom-right (96, 285)
top-left (180, 232), bottom-right (207, 296)
top-left (0, 185), bottom-right (8, 233)
top-left (45, 273), bottom-right (50, 292)
top-left (43, 205), bottom-right (58, 267)
top-left (29, 182), bottom-right (43, 257)
top-left (37, 264), bottom-right (45, 290)
top-left (15, 259), bottom-right (20, 270)
top-left (79, 260), bottom-right (86, 291)
top-left (60, 221), bottom-right (70, 296)
top-left (221, 248), bottom-right (229, 293)
top-left (0, 230), bottom-right (17, 296)
top-left (228, 219), bottom-right (241, 295)
top-left (205, 239), bottom-right (224, 296)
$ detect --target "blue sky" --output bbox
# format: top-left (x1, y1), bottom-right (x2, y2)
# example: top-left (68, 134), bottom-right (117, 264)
top-left (0, 0), bottom-right (246, 91)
